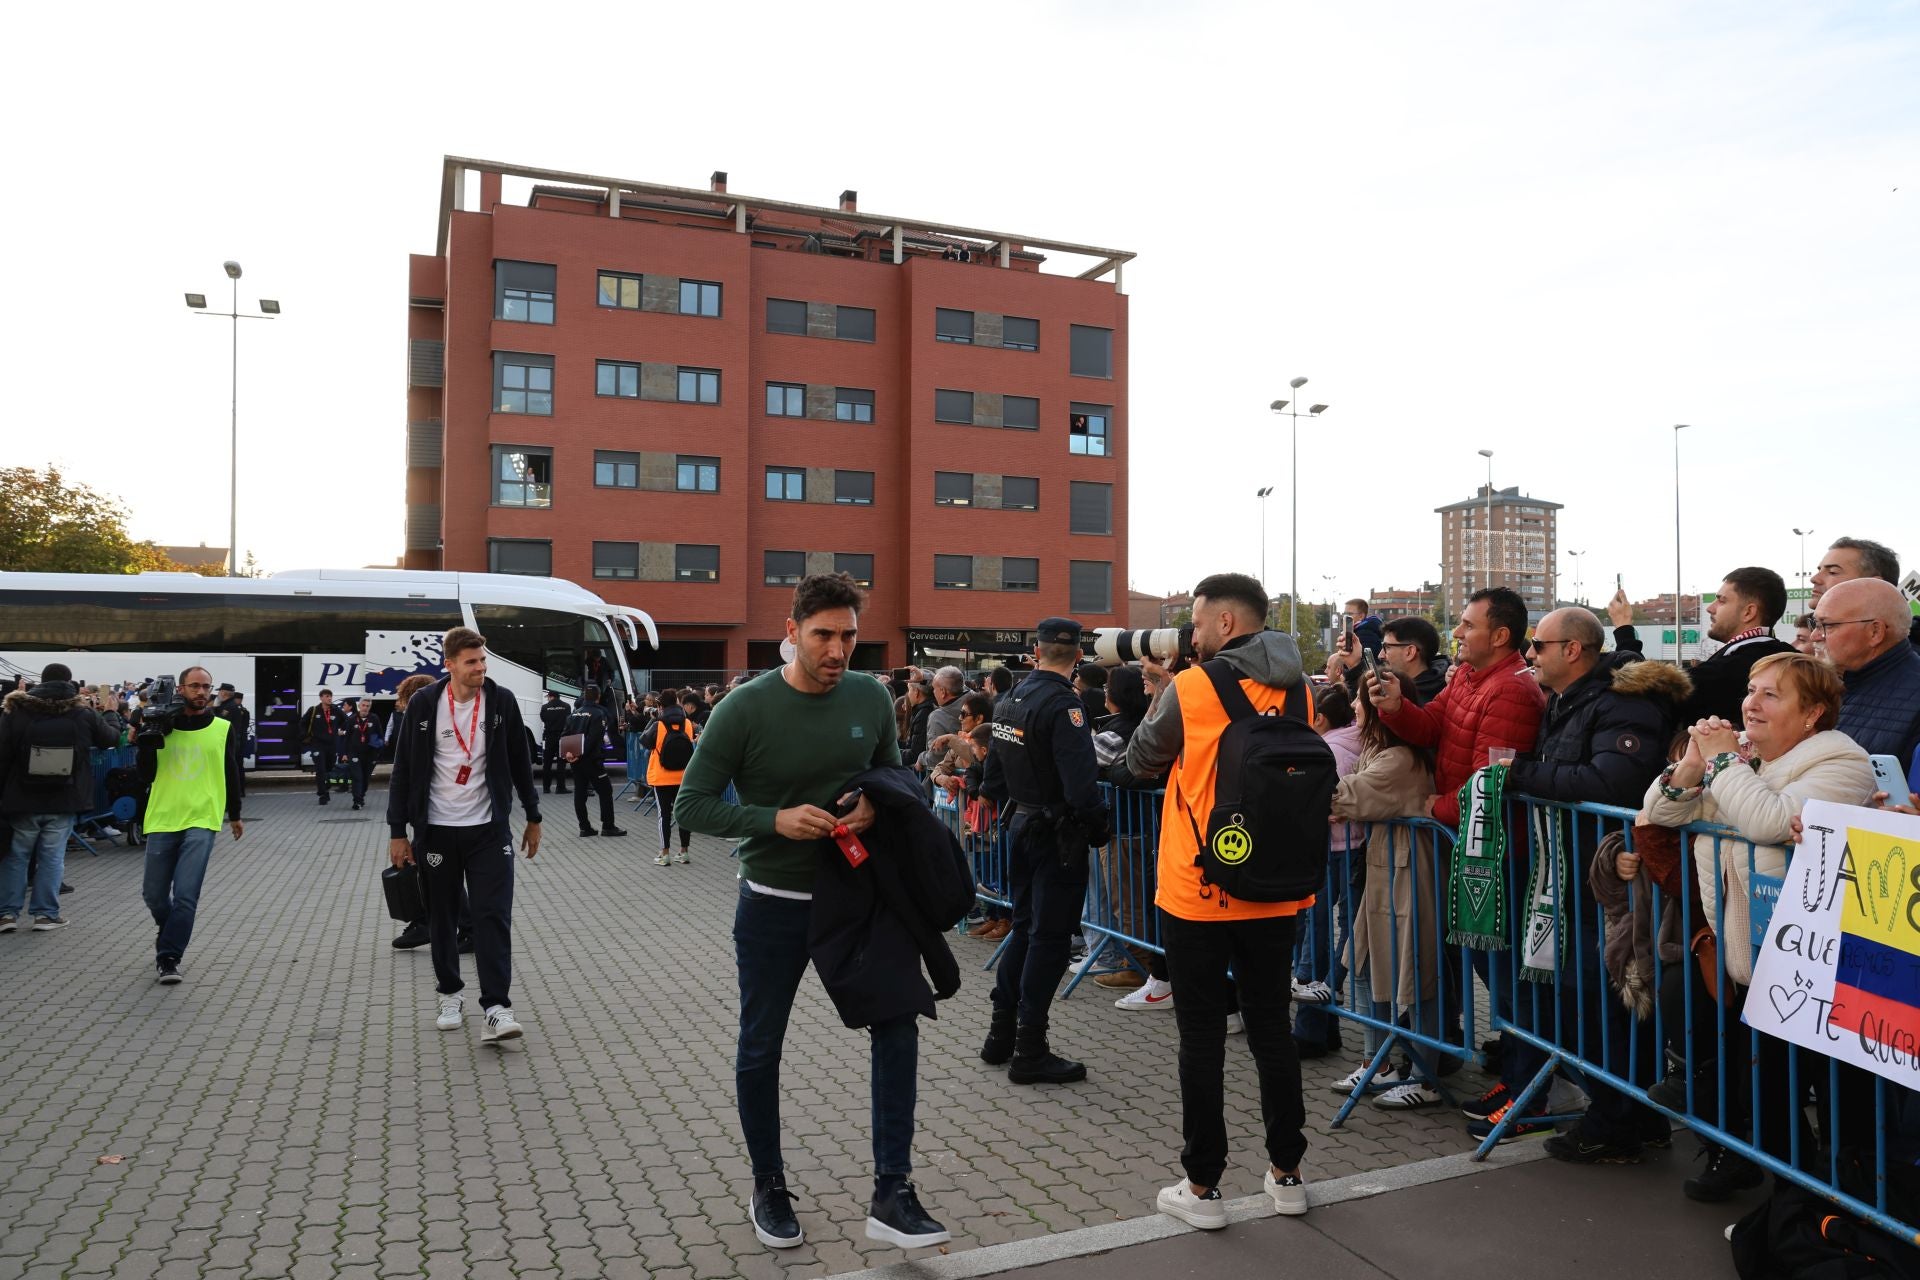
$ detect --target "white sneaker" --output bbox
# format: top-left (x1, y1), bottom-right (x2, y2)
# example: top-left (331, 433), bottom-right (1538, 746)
top-left (435, 993), bottom-right (464, 1031)
top-left (1331, 1063), bottom-right (1399, 1093)
top-left (1069, 951), bottom-right (1099, 977)
top-left (1225, 1013), bottom-right (1246, 1035)
top-left (482, 1005), bottom-right (523, 1042)
top-left (1263, 1169), bottom-right (1308, 1217)
top-left (656, 851), bottom-right (672, 866)
top-left (1374, 1082), bottom-right (1442, 1110)
top-left (1155, 1179), bottom-right (1227, 1230)
top-left (1114, 978), bottom-right (1175, 1011)
top-left (673, 849), bottom-right (689, 865)
top-left (1290, 978), bottom-right (1335, 1005)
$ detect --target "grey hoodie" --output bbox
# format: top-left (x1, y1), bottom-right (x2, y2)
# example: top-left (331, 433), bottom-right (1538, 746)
top-left (1125, 631), bottom-right (1305, 780)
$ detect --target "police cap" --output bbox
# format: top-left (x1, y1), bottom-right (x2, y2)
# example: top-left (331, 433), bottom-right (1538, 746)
top-left (1036, 617), bottom-right (1082, 645)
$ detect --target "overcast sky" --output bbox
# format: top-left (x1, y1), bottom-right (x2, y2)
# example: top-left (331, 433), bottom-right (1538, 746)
top-left (9, 1), bottom-right (1914, 608)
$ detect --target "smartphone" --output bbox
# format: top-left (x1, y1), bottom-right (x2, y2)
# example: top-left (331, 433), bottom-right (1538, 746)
top-left (832, 788), bottom-right (864, 819)
top-left (1341, 615), bottom-right (1355, 650)
top-left (1870, 755), bottom-right (1909, 800)
top-left (1361, 648), bottom-right (1383, 687)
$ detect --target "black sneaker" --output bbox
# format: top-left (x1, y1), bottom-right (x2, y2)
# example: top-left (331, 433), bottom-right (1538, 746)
top-left (1638, 1110), bottom-right (1674, 1149)
top-left (602, 826), bottom-right (627, 838)
top-left (749, 1175), bottom-right (803, 1249)
top-left (1461, 1082), bottom-right (1511, 1121)
top-left (457, 932), bottom-right (474, 955)
top-left (1544, 1122), bottom-right (1644, 1165)
top-left (352, 800), bottom-right (363, 811)
top-left (392, 922), bottom-right (430, 950)
top-left (1685, 1145), bottom-right (1763, 1202)
top-left (156, 960), bottom-right (182, 985)
top-left (579, 827), bottom-right (598, 838)
top-left (866, 1178), bottom-right (950, 1249)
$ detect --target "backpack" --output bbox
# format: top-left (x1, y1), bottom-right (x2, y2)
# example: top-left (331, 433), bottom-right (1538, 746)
top-left (656, 720), bottom-right (695, 772)
top-left (21, 713), bottom-right (84, 790)
top-left (1177, 660), bottom-right (1337, 903)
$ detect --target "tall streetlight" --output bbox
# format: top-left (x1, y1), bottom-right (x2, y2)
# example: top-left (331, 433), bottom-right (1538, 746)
top-left (1255, 486), bottom-right (1275, 591)
top-left (1567, 549), bottom-right (1586, 605)
top-left (1271, 381), bottom-right (1330, 638)
top-left (1673, 424), bottom-right (1690, 659)
top-left (1475, 448), bottom-right (1495, 600)
top-left (185, 261), bottom-right (280, 576)
top-left (1792, 527), bottom-right (1815, 597)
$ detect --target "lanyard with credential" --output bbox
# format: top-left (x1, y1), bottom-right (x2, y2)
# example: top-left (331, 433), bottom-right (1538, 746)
top-left (448, 686), bottom-right (481, 786)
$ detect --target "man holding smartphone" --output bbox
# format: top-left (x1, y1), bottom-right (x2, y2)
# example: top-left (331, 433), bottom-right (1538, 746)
top-left (677, 573), bottom-right (950, 1254)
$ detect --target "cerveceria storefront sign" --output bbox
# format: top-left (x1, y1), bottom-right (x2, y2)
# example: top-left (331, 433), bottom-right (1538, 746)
top-left (907, 628), bottom-right (1036, 655)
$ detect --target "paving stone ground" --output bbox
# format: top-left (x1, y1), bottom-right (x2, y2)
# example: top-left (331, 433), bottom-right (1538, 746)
top-left (0, 782), bottom-right (1495, 1279)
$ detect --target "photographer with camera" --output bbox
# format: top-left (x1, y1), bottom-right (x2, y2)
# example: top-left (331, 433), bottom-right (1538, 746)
top-left (0, 662), bottom-right (119, 933)
top-left (137, 667), bottom-right (246, 984)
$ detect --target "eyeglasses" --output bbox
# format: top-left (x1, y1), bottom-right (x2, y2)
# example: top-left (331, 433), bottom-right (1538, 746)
top-left (1810, 618), bottom-right (1875, 634)
top-left (182, 682), bottom-right (213, 691)
top-left (1527, 638), bottom-right (1573, 652)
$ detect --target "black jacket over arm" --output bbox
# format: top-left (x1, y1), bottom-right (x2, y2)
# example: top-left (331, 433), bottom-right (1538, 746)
top-left (807, 765), bottom-right (972, 1029)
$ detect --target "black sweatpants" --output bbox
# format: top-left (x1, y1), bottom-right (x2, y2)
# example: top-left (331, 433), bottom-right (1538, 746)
top-left (311, 745), bottom-right (335, 799)
top-left (572, 759), bottom-right (614, 831)
top-left (419, 821), bottom-right (515, 1009)
top-left (542, 738), bottom-right (569, 793)
top-left (652, 784), bottom-right (690, 851)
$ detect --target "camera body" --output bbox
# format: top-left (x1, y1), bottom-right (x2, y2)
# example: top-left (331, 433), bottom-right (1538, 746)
top-left (136, 675), bottom-right (184, 746)
top-left (1090, 624), bottom-right (1196, 670)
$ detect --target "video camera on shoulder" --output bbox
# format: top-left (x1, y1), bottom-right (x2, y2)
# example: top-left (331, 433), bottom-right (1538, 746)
top-left (1089, 624), bottom-right (1195, 671)
top-left (137, 675), bottom-right (185, 746)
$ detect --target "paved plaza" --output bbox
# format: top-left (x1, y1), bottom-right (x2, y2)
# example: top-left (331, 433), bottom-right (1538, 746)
top-left (5, 782), bottom-right (1492, 1279)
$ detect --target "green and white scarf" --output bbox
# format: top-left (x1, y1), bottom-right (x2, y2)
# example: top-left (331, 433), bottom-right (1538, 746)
top-left (1519, 805), bottom-right (1568, 983)
top-left (1448, 765), bottom-right (1509, 950)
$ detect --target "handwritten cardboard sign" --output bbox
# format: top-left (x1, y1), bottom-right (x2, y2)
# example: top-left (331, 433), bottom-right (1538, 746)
top-left (1744, 800), bottom-right (1920, 1087)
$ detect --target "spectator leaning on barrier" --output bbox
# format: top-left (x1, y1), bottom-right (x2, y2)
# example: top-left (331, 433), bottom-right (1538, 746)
top-left (1127, 572), bottom-right (1316, 1228)
top-left (1073, 663), bottom-right (1109, 728)
top-left (139, 665), bottom-right (246, 985)
top-left (1291, 683), bottom-right (1362, 1059)
top-left (0, 662), bottom-right (118, 933)
top-left (1818, 578), bottom-right (1920, 767)
top-left (916, 667), bottom-right (965, 771)
top-left (1093, 665), bottom-right (1171, 1001)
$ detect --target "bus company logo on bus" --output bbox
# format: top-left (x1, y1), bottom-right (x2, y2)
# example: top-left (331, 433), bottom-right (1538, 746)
top-left (361, 632), bottom-right (447, 695)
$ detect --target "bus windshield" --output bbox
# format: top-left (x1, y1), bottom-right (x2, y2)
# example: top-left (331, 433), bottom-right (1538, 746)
top-left (469, 603), bottom-right (625, 699)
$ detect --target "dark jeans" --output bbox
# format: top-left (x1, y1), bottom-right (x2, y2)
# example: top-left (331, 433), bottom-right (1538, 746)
top-left (1164, 909), bottom-right (1307, 1189)
top-left (732, 882), bottom-right (917, 1178)
top-left (409, 859), bottom-right (471, 933)
top-left (144, 826), bottom-right (217, 962)
top-left (419, 821), bottom-right (515, 1009)
top-left (348, 756), bottom-right (373, 805)
top-left (572, 760), bottom-right (613, 830)
top-left (542, 739), bottom-right (568, 793)
top-left (311, 745), bottom-right (335, 798)
top-left (991, 815), bottom-right (1091, 1027)
top-left (652, 784), bottom-right (689, 851)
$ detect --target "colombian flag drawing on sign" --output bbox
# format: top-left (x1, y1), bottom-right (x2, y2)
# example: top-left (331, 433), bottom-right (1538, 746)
top-left (1831, 829), bottom-right (1920, 1048)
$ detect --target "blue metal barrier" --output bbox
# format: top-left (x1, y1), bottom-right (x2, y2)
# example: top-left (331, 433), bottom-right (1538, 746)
top-left (71, 745), bottom-right (138, 856)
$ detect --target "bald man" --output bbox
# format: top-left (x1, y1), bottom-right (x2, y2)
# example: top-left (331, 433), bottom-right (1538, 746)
top-left (1819, 578), bottom-right (1920, 765)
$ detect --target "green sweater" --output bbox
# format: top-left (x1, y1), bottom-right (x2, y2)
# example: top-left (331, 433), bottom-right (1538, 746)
top-left (674, 667), bottom-right (900, 891)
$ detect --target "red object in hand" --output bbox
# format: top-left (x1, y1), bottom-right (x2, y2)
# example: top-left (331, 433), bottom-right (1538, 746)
top-left (832, 823), bottom-right (869, 868)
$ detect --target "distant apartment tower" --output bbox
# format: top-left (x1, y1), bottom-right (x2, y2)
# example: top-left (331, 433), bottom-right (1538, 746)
top-left (404, 158), bottom-right (1133, 678)
top-left (1367, 585), bottom-right (1441, 620)
top-left (1436, 486), bottom-right (1561, 622)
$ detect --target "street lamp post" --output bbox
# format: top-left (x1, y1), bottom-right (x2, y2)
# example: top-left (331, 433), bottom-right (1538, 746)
top-left (1568, 549), bottom-right (1585, 605)
top-left (1792, 527), bottom-right (1815, 597)
top-left (1475, 448), bottom-right (1495, 603)
top-left (185, 262), bottom-right (280, 576)
top-left (1673, 424), bottom-right (1689, 659)
top-left (1255, 486), bottom-right (1274, 590)
top-left (1270, 382), bottom-right (1330, 639)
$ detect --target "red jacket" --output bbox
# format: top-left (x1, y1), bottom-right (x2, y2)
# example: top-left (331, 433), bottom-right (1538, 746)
top-left (1378, 651), bottom-right (1545, 827)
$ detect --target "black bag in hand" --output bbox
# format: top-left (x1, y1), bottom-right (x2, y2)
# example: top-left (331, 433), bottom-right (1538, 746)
top-left (381, 865), bottom-right (424, 922)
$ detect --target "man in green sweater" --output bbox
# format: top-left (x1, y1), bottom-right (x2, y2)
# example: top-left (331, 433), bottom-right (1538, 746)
top-left (677, 573), bottom-right (951, 1254)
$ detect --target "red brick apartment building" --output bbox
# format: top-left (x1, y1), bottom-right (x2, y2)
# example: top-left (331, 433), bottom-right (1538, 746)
top-left (405, 157), bottom-right (1133, 678)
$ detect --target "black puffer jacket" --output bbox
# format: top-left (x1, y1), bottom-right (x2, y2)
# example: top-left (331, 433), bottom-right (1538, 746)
top-left (808, 765), bottom-right (971, 1028)
top-left (0, 681), bottom-right (117, 815)
top-left (1507, 654), bottom-right (1691, 808)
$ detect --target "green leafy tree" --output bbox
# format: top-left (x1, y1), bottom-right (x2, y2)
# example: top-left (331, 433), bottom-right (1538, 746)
top-left (0, 464), bottom-right (210, 575)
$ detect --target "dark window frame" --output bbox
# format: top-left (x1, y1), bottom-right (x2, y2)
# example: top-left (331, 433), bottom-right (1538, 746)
top-left (835, 387), bottom-right (875, 423)
top-left (491, 445), bottom-right (553, 509)
top-left (1002, 476), bottom-right (1039, 511)
top-left (1002, 315), bottom-right (1040, 351)
top-left (766, 298), bottom-right (808, 335)
top-left (834, 553), bottom-right (874, 588)
top-left (488, 538), bottom-right (553, 577)
top-left (763, 550), bottom-right (806, 587)
top-left (833, 470), bottom-right (874, 506)
top-left (676, 367), bottom-right (721, 404)
top-left (495, 261), bottom-right (556, 325)
top-left (594, 450), bottom-right (639, 489)
top-left (934, 389), bottom-right (974, 424)
top-left (676, 455), bottom-right (720, 493)
top-left (935, 308), bottom-right (973, 344)
top-left (596, 359), bottom-right (641, 399)
top-left (1003, 395), bottom-right (1040, 430)
top-left (678, 279), bottom-right (722, 318)
top-left (596, 270), bottom-right (643, 310)
top-left (933, 471), bottom-right (973, 506)
top-left (1070, 324), bottom-right (1114, 379)
top-left (494, 352), bottom-right (554, 416)
top-left (675, 544), bottom-right (721, 583)
top-left (934, 554), bottom-right (974, 590)
top-left (835, 305), bottom-right (876, 342)
top-left (1003, 557), bottom-right (1040, 592)
top-left (592, 541), bottom-right (639, 580)
top-left (1070, 560), bottom-right (1113, 614)
top-left (1069, 404), bottom-right (1111, 457)
top-left (1069, 480), bottom-right (1113, 535)
top-left (765, 466), bottom-right (805, 502)
top-left (766, 382), bottom-right (805, 417)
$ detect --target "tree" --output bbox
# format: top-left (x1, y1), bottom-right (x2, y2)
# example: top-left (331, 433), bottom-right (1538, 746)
top-left (0, 465), bottom-right (211, 575)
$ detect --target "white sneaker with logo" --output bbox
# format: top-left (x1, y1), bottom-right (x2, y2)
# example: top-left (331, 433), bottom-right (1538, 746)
top-left (435, 993), bottom-right (464, 1031)
top-left (482, 1005), bottom-right (523, 1042)
top-left (1263, 1169), bottom-right (1308, 1216)
top-left (1330, 1062), bottom-right (1399, 1093)
top-left (1114, 977), bottom-right (1174, 1011)
top-left (1155, 1179), bottom-right (1227, 1230)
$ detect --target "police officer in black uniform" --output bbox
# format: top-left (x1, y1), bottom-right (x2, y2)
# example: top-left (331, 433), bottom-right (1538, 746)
top-left (212, 684), bottom-right (251, 798)
top-left (979, 617), bottom-right (1112, 1084)
top-left (538, 690), bottom-right (571, 794)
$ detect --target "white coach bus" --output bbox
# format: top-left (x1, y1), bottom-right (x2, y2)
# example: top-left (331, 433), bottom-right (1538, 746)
top-left (0, 569), bottom-right (658, 770)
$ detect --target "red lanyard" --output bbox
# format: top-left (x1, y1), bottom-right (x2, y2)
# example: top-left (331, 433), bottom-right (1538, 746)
top-left (448, 686), bottom-right (480, 761)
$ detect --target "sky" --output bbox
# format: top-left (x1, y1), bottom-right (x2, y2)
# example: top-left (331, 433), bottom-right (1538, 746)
top-left (7, 1), bottom-right (1915, 608)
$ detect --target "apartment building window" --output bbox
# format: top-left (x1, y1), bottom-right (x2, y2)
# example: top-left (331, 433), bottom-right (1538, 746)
top-left (934, 472), bottom-right (972, 506)
top-left (593, 542), bottom-right (639, 580)
top-left (836, 306), bottom-right (875, 342)
top-left (834, 470), bottom-right (874, 505)
top-left (766, 382), bottom-right (805, 416)
top-left (494, 353), bottom-right (554, 415)
top-left (1069, 404), bottom-right (1110, 456)
top-left (765, 467), bottom-right (804, 501)
top-left (676, 455), bottom-right (719, 492)
top-left (1003, 557), bottom-right (1040, 591)
top-left (1003, 315), bottom-right (1039, 351)
top-left (1003, 395), bottom-right (1039, 430)
top-left (835, 553), bottom-right (873, 588)
top-left (934, 555), bottom-right (973, 590)
top-left (678, 280), bottom-right (721, 317)
top-left (489, 539), bottom-right (552, 577)
top-left (676, 545), bottom-right (720, 582)
top-left (935, 308), bottom-right (972, 343)
top-left (935, 389), bottom-right (974, 424)
top-left (677, 367), bottom-right (720, 404)
top-left (767, 298), bottom-right (808, 334)
top-left (764, 550), bottom-right (805, 587)
top-left (492, 446), bottom-right (552, 508)
top-left (1070, 324), bottom-right (1113, 378)
top-left (596, 360), bottom-right (640, 398)
top-left (836, 388), bottom-right (875, 423)
top-left (597, 271), bottom-right (642, 310)
top-left (1002, 476), bottom-right (1039, 511)
top-left (1069, 481), bottom-right (1113, 534)
top-left (595, 450), bottom-right (639, 489)
top-left (496, 261), bottom-right (555, 324)
top-left (1070, 560), bottom-right (1112, 613)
